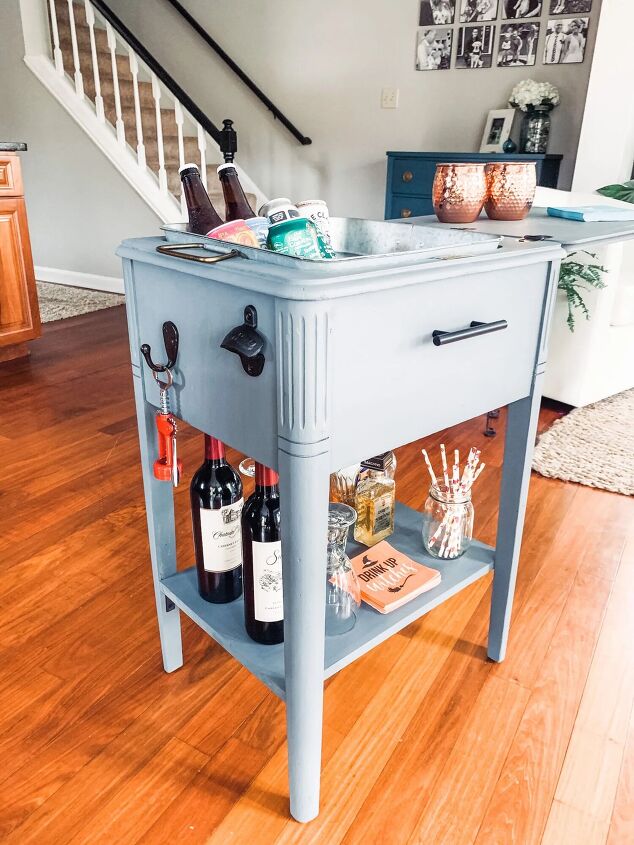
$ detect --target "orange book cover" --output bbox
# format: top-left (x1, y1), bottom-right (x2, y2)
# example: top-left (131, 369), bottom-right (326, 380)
top-left (350, 540), bottom-right (441, 614)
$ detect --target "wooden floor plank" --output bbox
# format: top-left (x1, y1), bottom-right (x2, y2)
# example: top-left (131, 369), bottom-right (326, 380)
top-left (2, 308), bottom-right (634, 843)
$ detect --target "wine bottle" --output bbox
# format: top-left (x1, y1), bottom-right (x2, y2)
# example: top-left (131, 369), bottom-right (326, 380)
top-left (179, 163), bottom-right (224, 235)
top-left (217, 164), bottom-right (257, 221)
top-left (190, 435), bottom-right (243, 603)
top-left (242, 462), bottom-right (284, 644)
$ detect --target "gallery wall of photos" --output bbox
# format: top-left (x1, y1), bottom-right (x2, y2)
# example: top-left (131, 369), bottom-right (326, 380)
top-left (415, 0), bottom-right (593, 71)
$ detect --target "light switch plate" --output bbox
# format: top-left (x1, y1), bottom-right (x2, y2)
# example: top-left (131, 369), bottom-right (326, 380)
top-left (381, 87), bottom-right (399, 109)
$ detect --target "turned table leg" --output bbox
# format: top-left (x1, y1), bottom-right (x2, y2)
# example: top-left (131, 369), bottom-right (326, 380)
top-left (278, 437), bottom-right (330, 822)
top-left (131, 366), bottom-right (183, 672)
top-left (488, 371), bottom-right (544, 662)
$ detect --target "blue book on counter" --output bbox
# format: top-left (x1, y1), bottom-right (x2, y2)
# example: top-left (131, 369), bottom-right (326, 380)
top-left (547, 205), bottom-right (634, 223)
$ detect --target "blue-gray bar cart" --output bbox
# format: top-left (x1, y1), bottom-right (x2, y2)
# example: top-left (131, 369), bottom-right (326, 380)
top-left (117, 221), bottom-right (563, 822)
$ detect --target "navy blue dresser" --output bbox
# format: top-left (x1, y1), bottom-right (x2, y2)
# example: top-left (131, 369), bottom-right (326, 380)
top-left (385, 152), bottom-right (563, 220)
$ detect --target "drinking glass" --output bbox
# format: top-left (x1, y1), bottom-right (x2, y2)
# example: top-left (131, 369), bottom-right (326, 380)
top-left (326, 503), bottom-right (361, 635)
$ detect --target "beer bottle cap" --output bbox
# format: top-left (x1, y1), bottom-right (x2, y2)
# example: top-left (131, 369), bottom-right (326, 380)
top-left (179, 163), bottom-right (200, 175)
top-left (217, 163), bottom-right (237, 175)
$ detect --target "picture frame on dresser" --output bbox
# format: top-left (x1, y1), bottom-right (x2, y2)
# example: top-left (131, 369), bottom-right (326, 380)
top-left (480, 109), bottom-right (516, 153)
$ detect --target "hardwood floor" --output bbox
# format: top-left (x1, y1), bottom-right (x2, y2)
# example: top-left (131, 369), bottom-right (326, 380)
top-left (1, 305), bottom-right (633, 845)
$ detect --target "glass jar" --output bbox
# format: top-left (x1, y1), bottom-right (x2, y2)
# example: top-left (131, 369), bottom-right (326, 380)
top-left (519, 105), bottom-right (552, 154)
top-left (326, 503), bottom-right (361, 635)
top-left (422, 484), bottom-right (474, 560)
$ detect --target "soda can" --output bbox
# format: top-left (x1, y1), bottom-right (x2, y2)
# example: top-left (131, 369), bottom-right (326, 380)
top-left (296, 199), bottom-right (332, 246)
top-left (258, 197), bottom-right (301, 226)
top-left (244, 216), bottom-right (270, 247)
top-left (207, 219), bottom-right (260, 248)
top-left (266, 218), bottom-right (332, 260)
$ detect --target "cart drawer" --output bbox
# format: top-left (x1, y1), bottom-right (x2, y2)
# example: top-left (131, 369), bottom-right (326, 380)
top-left (330, 261), bottom-right (547, 468)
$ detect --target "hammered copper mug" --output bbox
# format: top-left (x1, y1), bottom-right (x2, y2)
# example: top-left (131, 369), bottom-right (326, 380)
top-left (484, 162), bottom-right (536, 221)
top-left (432, 163), bottom-right (487, 224)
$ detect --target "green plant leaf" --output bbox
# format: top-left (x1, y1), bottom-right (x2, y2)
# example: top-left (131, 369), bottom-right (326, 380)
top-left (597, 180), bottom-right (634, 204)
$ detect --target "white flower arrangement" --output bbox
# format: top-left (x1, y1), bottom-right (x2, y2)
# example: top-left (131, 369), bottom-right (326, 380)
top-left (509, 80), bottom-right (560, 112)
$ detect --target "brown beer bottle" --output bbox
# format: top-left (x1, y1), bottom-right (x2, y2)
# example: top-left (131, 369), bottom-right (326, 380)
top-left (217, 164), bottom-right (256, 221)
top-left (179, 163), bottom-right (224, 235)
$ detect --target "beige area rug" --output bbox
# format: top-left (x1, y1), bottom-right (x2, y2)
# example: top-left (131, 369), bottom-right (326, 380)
top-left (532, 389), bottom-right (634, 495)
top-left (37, 281), bottom-right (125, 323)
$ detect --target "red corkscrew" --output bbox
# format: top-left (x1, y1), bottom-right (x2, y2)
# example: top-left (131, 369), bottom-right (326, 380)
top-left (152, 370), bottom-right (182, 486)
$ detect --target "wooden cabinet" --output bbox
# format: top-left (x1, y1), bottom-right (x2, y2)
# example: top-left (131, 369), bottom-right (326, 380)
top-left (0, 153), bottom-right (40, 361)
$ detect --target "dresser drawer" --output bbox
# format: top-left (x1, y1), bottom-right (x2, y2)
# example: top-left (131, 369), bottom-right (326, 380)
top-left (0, 157), bottom-right (23, 196)
top-left (330, 261), bottom-right (547, 467)
top-left (390, 159), bottom-right (437, 196)
top-left (387, 194), bottom-right (434, 220)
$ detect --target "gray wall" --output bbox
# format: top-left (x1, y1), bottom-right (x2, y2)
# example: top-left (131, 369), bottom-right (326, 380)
top-left (0, 0), bottom-right (160, 278)
top-left (111, 0), bottom-right (600, 219)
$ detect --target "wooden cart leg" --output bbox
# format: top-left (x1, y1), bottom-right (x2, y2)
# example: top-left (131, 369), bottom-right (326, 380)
top-left (131, 366), bottom-right (183, 673)
top-left (488, 371), bottom-right (544, 662)
top-left (278, 438), bottom-right (330, 823)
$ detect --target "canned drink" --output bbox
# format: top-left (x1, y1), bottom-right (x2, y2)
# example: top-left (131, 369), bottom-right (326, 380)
top-left (244, 216), bottom-right (270, 247)
top-left (296, 199), bottom-right (332, 246)
top-left (207, 219), bottom-right (260, 248)
top-left (266, 218), bottom-right (331, 260)
top-left (258, 197), bottom-right (301, 226)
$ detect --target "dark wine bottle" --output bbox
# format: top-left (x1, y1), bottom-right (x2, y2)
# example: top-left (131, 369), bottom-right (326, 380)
top-left (217, 164), bottom-right (257, 221)
top-left (242, 462), bottom-right (284, 644)
top-left (179, 163), bottom-right (224, 235)
top-left (190, 435), bottom-right (243, 603)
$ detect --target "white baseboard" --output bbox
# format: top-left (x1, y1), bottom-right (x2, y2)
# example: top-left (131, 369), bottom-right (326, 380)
top-left (35, 266), bottom-right (124, 295)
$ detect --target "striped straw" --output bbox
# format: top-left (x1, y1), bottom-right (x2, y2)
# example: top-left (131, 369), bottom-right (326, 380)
top-left (421, 449), bottom-right (438, 487)
top-left (440, 444), bottom-right (450, 488)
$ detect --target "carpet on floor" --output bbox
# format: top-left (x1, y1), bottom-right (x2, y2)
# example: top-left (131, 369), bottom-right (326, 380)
top-left (37, 281), bottom-right (125, 323)
top-left (532, 388), bottom-right (634, 496)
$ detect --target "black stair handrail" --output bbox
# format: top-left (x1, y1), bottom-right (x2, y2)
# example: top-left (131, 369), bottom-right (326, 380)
top-left (164, 0), bottom-right (312, 146)
top-left (89, 0), bottom-right (236, 157)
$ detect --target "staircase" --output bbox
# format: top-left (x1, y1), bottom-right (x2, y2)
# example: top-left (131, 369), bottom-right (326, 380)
top-left (19, 0), bottom-right (264, 222)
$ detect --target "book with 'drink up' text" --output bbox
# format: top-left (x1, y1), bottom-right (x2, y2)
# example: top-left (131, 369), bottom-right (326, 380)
top-left (350, 540), bottom-right (441, 614)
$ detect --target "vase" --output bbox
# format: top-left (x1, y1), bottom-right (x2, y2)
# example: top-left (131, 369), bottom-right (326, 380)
top-left (519, 105), bottom-right (552, 154)
top-left (484, 162), bottom-right (537, 221)
top-left (432, 163), bottom-right (487, 224)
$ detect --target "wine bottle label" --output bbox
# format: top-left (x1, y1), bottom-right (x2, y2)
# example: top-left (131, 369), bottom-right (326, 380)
top-left (372, 493), bottom-right (393, 535)
top-left (200, 499), bottom-right (244, 573)
top-left (252, 540), bottom-right (283, 623)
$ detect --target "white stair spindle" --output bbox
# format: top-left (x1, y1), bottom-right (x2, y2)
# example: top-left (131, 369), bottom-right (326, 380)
top-left (151, 73), bottom-right (168, 196)
top-left (128, 50), bottom-right (146, 169)
top-left (66, 0), bottom-right (84, 98)
top-left (197, 123), bottom-right (208, 190)
top-left (174, 100), bottom-right (186, 216)
top-left (84, 0), bottom-right (104, 122)
top-left (48, 0), bottom-right (64, 75)
top-left (105, 22), bottom-right (125, 146)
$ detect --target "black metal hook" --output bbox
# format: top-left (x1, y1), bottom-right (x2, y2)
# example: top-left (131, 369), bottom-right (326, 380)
top-left (140, 321), bottom-right (179, 373)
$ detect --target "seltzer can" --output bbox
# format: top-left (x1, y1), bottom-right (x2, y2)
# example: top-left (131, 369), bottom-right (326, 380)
top-left (258, 197), bottom-right (301, 226)
top-left (207, 219), bottom-right (260, 248)
top-left (244, 216), bottom-right (270, 247)
top-left (266, 218), bottom-right (331, 260)
top-left (296, 199), bottom-right (332, 247)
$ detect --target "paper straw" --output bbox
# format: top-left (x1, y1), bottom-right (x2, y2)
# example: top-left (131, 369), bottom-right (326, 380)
top-left (440, 444), bottom-right (450, 488)
top-left (421, 449), bottom-right (438, 487)
top-left (471, 463), bottom-right (486, 485)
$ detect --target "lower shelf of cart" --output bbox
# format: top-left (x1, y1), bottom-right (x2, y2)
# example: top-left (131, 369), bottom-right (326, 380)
top-left (160, 502), bottom-right (494, 700)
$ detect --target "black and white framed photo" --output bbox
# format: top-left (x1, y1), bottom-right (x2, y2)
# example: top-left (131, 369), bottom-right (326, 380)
top-left (543, 17), bottom-right (588, 63)
top-left (419, 0), bottom-right (456, 25)
top-left (456, 25), bottom-right (495, 68)
top-left (549, 0), bottom-right (592, 14)
top-left (460, 0), bottom-right (499, 22)
top-left (415, 28), bottom-right (453, 70)
top-left (497, 22), bottom-right (540, 65)
top-left (480, 109), bottom-right (515, 152)
top-left (503, 0), bottom-right (542, 19)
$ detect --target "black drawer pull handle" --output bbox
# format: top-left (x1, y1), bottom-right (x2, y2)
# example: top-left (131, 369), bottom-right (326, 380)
top-left (432, 320), bottom-right (508, 347)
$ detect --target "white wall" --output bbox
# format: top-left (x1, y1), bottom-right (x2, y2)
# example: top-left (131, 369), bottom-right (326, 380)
top-left (112, 0), bottom-right (601, 219)
top-left (0, 0), bottom-right (160, 280)
top-left (572, 0), bottom-right (634, 191)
